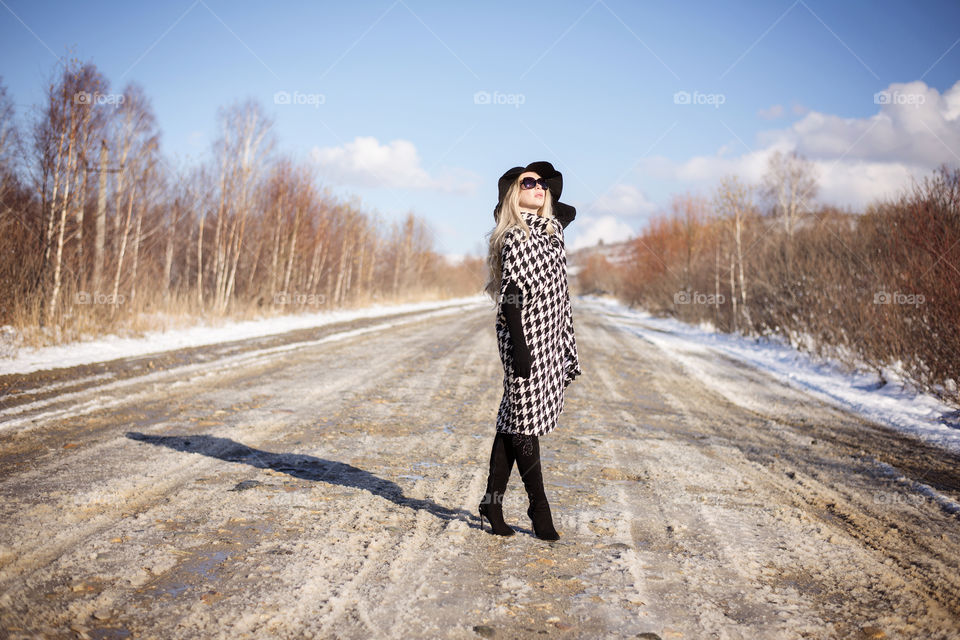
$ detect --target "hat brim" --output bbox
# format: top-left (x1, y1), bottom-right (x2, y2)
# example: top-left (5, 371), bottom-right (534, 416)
top-left (496, 161), bottom-right (563, 207)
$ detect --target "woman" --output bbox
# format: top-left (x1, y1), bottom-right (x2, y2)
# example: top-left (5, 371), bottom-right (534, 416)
top-left (478, 161), bottom-right (582, 540)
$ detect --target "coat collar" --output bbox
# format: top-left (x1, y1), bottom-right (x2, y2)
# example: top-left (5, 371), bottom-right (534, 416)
top-left (520, 210), bottom-right (552, 232)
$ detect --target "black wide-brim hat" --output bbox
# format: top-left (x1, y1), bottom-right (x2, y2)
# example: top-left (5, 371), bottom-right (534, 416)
top-left (494, 161), bottom-right (575, 222)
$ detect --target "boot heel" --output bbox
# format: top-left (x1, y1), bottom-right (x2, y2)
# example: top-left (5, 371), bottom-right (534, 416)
top-left (527, 504), bottom-right (560, 540)
top-left (478, 501), bottom-right (515, 536)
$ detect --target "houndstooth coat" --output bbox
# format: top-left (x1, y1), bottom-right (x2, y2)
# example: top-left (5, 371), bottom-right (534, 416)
top-left (495, 210), bottom-right (582, 436)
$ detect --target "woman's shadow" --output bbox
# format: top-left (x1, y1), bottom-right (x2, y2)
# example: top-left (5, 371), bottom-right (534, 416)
top-left (126, 431), bottom-right (477, 528)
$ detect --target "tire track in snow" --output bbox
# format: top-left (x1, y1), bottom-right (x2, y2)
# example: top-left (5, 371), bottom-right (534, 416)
top-left (4, 302), bottom-right (960, 638)
top-left (125, 308), bottom-right (496, 638)
top-left (604, 315), bottom-right (960, 638)
top-left (308, 312), bottom-right (502, 638)
top-left (0, 308), bottom-right (490, 637)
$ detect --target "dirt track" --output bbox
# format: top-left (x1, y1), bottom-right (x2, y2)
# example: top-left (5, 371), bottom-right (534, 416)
top-left (1, 298), bottom-right (959, 639)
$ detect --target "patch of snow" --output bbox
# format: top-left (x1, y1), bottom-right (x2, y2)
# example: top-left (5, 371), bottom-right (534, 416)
top-left (581, 294), bottom-right (960, 455)
top-left (0, 295), bottom-right (489, 376)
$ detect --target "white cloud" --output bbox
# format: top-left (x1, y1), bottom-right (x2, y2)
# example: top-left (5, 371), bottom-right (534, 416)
top-left (636, 145), bottom-right (782, 186)
top-left (569, 215), bottom-right (635, 251)
top-left (589, 184), bottom-right (657, 218)
top-left (814, 160), bottom-right (922, 209)
top-left (758, 80), bottom-right (960, 166)
top-left (310, 136), bottom-right (479, 193)
top-left (567, 185), bottom-right (655, 250)
top-left (636, 150), bottom-right (926, 211)
top-left (633, 79), bottom-right (960, 211)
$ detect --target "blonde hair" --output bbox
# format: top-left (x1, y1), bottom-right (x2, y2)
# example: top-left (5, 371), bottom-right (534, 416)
top-left (483, 175), bottom-right (556, 302)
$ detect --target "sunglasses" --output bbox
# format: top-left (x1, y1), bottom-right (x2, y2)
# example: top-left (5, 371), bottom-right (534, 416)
top-left (519, 177), bottom-right (550, 190)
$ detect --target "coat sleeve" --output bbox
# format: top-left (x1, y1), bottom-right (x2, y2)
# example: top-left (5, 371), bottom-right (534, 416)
top-left (501, 279), bottom-right (531, 377)
top-left (554, 202), bottom-right (576, 230)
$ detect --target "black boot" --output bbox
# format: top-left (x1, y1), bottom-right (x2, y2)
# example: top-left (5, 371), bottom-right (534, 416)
top-left (478, 433), bottom-right (516, 536)
top-left (511, 434), bottom-right (560, 540)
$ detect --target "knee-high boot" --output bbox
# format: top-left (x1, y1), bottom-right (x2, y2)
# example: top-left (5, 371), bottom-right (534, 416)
top-left (478, 432), bottom-right (516, 536)
top-left (511, 434), bottom-right (560, 540)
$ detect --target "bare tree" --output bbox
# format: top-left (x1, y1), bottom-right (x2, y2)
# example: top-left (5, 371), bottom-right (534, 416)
top-left (108, 84), bottom-right (159, 314)
top-left (714, 174), bottom-right (753, 328)
top-left (0, 79), bottom-right (21, 184)
top-left (3, 59), bottom-right (480, 350)
top-left (91, 140), bottom-right (110, 293)
top-left (210, 100), bottom-right (275, 313)
top-left (761, 150), bottom-right (818, 279)
top-left (332, 208), bottom-right (358, 306)
top-left (670, 192), bottom-right (708, 292)
top-left (35, 60), bottom-right (109, 325)
top-left (305, 212), bottom-right (331, 295)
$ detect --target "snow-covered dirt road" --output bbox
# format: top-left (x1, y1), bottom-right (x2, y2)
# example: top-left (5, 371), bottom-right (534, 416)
top-left (1, 299), bottom-right (959, 639)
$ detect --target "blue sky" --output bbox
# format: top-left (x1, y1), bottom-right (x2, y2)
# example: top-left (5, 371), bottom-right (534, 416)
top-left (2, 1), bottom-right (959, 259)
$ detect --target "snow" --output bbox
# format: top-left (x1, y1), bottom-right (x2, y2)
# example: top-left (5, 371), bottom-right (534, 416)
top-left (4, 290), bottom-right (958, 456)
top-left (581, 294), bottom-right (960, 455)
top-left (3, 291), bottom-right (960, 637)
top-left (0, 295), bottom-right (490, 376)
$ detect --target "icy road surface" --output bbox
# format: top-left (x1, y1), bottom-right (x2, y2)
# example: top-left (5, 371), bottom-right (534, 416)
top-left (1, 299), bottom-right (959, 639)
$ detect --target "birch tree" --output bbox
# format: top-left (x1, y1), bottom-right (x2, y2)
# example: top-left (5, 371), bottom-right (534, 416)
top-left (761, 150), bottom-right (818, 278)
top-left (714, 174), bottom-right (753, 328)
top-left (34, 60), bottom-right (108, 325)
top-left (210, 100), bottom-right (274, 313)
top-left (108, 84), bottom-right (159, 314)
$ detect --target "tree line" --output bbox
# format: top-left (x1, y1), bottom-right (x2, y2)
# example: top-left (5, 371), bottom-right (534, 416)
top-left (578, 153), bottom-right (960, 404)
top-left (0, 57), bottom-right (483, 352)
